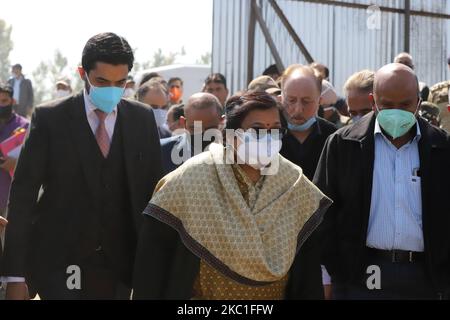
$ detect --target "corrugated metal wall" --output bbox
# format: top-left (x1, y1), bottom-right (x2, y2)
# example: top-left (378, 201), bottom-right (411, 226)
top-left (212, 0), bottom-right (450, 95)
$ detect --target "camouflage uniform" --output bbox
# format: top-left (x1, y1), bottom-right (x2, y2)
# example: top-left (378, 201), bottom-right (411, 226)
top-left (429, 80), bottom-right (450, 132)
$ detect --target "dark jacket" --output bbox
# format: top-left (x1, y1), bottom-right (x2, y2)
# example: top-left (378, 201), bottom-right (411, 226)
top-left (280, 117), bottom-right (336, 180)
top-left (1, 92), bottom-right (163, 290)
top-left (313, 112), bottom-right (450, 297)
top-left (160, 134), bottom-right (188, 175)
top-left (8, 77), bottom-right (34, 117)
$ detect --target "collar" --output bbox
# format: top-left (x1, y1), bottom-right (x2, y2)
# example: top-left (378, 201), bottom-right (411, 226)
top-left (374, 118), bottom-right (422, 142)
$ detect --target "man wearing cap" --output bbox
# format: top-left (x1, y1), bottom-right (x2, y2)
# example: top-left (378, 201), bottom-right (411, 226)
top-left (419, 101), bottom-right (440, 127)
top-left (247, 75), bottom-right (281, 96)
top-left (54, 78), bottom-right (73, 99)
top-left (429, 56), bottom-right (450, 132)
top-left (7, 64), bottom-right (34, 118)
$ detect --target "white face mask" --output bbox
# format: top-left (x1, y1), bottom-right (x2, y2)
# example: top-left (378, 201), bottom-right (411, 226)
top-left (153, 108), bottom-right (168, 128)
top-left (123, 88), bottom-right (135, 98)
top-left (55, 89), bottom-right (71, 99)
top-left (235, 130), bottom-right (282, 170)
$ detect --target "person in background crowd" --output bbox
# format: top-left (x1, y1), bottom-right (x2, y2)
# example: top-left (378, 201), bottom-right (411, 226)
top-left (394, 52), bottom-right (414, 70)
top-left (202, 73), bottom-right (229, 107)
top-left (248, 75), bottom-right (281, 97)
top-left (419, 101), bottom-right (440, 127)
top-left (394, 52), bottom-right (430, 107)
top-left (137, 79), bottom-right (172, 139)
top-left (262, 64), bottom-right (282, 81)
top-left (133, 91), bottom-right (331, 300)
top-left (314, 63), bottom-right (450, 300)
top-left (319, 80), bottom-right (349, 128)
top-left (279, 64), bottom-right (336, 180)
top-left (166, 103), bottom-right (185, 133)
top-left (429, 55), bottom-right (450, 132)
top-left (159, 93), bottom-right (223, 174)
top-left (344, 70), bottom-right (375, 123)
top-left (123, 75), bottom-right (136, 99)
top-left (7, 64), bottom-right (34, 119)
top-left (310, 62), bottom-right (330, 82)
top-left (54, 78), bottom-right (72, 99)
top-left (168, 77), bottom-right (183, 104)
top-left (0, 84), bottom-right (29, 279)
top-left (138, 72), bottom-right (162, 87)
top-left (0, 84), bottom-right (29, 220)
top-left (1, 32), bottom-right (163, 300)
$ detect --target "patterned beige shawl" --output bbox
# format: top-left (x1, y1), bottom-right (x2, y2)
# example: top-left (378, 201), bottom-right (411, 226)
top-left (144, 143), bottom-right (332, 285)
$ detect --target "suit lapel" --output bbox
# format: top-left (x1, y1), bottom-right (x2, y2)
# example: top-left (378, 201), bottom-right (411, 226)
top-left (67, 92), bottom-right (103, 207)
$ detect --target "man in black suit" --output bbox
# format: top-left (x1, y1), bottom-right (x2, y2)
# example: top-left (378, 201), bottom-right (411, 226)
top-left (160, 92), bottom-right (224, 174)
top-left (1, 32), bottom-right (163, 299)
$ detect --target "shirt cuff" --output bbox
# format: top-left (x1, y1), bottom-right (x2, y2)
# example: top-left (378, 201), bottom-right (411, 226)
top-left (321, 265), bottom-right (332, 285)
top-left (0, 277), bottom-right (26, 283)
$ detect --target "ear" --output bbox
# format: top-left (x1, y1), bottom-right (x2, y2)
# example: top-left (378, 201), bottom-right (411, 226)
top-left (179, 116), bottom-right (187, 128)
top-left (318, 95), bottom-right (323, 106)
top-left (369, 94), bottom-right (376, 111)
top-left (78, 67), bottom-right (86, 80)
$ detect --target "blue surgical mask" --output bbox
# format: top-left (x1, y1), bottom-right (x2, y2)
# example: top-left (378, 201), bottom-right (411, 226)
top-left (85, 75), bottom-right (125, 113)
top-left (376, 102), bottom-right (419, 139)
top-left (287, 117), bottom-right (317, 132)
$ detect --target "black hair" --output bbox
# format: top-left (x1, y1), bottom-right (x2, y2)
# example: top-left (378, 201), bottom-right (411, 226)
top-left (139, 72), bottom-right (162, 87)
top-left (262, 64), bottom-right (280, 77)
top-left (420, 85), bottom-right (430, 102)
top-left (169, 103), bottom-right (185, 121)
top-left (204, 73), bottom-right (227, 89)
top-left (310, 62), bottom-right (330, 80)
top-left (0, 84), bottom-right (14, 98)
top-left (12, 64), bottom-right (22, 71)
top-left (225, 91), bottom-right (286, 130)
top-left (168, 77), bottom-right (184, 86)
top-left (81, 32), bottom-right (134, 74)
top-left (334, 97), bottom-right (348, 114)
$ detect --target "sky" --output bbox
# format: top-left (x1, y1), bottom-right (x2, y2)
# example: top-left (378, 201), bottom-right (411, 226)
top-left (0, 0), bottom-right (213, 76)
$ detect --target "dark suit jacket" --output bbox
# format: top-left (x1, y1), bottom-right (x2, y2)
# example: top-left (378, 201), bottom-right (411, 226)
top-left (160, 134), bottom-right (189, 175)
top-left (8, 77), bottom-right (34, 117)
top-left (313, 112), bottom-right (450, 297)
top-left (1, 92), bottom-right (163, 288)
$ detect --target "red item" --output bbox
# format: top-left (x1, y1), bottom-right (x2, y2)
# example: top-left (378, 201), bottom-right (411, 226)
top-left (0, 127), bottom-right (27, 157)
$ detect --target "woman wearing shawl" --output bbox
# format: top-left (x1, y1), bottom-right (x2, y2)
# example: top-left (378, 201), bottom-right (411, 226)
top-left (133, 92), bottom-right (332, 300)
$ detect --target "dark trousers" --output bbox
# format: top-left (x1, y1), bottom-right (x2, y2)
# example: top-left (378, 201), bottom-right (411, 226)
top-left (35, 251), bottom-right (131, 300)
top-left (332, 255), bottom-right (437, 300)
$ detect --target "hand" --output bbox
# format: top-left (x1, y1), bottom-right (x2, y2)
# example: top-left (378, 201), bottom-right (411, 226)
top-left (324, 284), bottom-right (333, 300)
top-left (6, 282), bottom-right (30, 300)
top-left (0, 216), bottom-right (7, 234)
